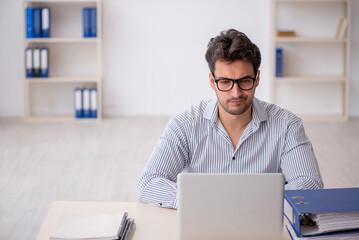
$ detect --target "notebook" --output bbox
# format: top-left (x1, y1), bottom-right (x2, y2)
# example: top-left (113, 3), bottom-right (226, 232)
top-left (177, 173), bottom-right (285, 240)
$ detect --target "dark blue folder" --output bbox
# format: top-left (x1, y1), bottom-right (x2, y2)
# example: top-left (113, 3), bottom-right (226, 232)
top-left (284, 188), bottom-right (359, 237)
top-left (33, 8), bottom-right (42, 38)
top-left (82, 8), bottom-right (91, 37)
top-left (26, 7), bottom-right (34, 38)
top-left (90, 8), bottom-right (97, 37)
top-left (276, 47), bottom-right (283, 77)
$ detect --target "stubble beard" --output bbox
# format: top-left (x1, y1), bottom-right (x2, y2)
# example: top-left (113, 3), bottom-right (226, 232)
top-left (218, 95), bottom-right (254, 116)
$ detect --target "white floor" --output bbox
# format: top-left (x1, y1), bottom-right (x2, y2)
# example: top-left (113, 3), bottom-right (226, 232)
top-left (0, 117), bottom-right (359, 240)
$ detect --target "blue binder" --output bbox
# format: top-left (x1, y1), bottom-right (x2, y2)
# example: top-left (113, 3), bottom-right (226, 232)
top-left (41, 8), bottom-right (50, 38)
top-left (25, 48), bottom-right (34, 77)
top-left (26, 7), bottom-right (34, 38)
top-left (33, 8), bottom-right (42, 38)
top-left (74, 88), bottom-right (84, 118)
top-left (284, 188), bottom-right (359, 237)
top-left (90, 88), bottom-right (97, 118)
top-left (82, 88), bottom-right (91, 118)
top-left (33, 48), bottom-right (41, 77)
top-left (82, 8), bottom-right (91, 37)
top-left (276, 47), bottom-right (283, 77)
top-left (40, 48), bottom-right (49, 77)
top-left (90, 8), bottom-right (97, 37)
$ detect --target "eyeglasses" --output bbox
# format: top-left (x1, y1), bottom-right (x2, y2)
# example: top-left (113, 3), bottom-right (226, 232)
top-left (212, 72), bottom-right (257, 92)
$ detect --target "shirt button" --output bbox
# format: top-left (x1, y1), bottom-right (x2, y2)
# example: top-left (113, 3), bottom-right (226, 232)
top-left (232, 156), bottom-right (235, 160)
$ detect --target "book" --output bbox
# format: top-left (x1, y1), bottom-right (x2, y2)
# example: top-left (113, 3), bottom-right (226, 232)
top-left (276, 30), bottom-right (296, 38)
top-left (335, 18), bottom-right (348, 39)
top-left (286, 223), bottom-right (359, 240)
top-left (284, 188), bottom-right (359, 237)
top-left (50, 212), bottom-right (134, 240)
top-left (275, 48), bottom-right (283, 77)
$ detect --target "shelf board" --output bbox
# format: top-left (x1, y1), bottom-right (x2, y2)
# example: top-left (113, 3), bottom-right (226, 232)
top-left (275, 76), bottom-right (346, 83)
top-left (300, 114), bottom-right (347, 121)
top-left (24, 0), bottom-right (99, 3)
top-left (275, 0), bottom-right (348, 3)
top-left (25, 76), bottom-right (99, 83)
top-left (24, 116), bottom-right (101, 121)
top-left (25, 37), bottom-right (99, 43)
top-left (275, 37), bottom-right (347, 43)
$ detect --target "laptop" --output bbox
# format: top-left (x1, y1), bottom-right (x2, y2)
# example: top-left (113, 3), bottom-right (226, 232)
top-left (177, 173), bottom-right (285, 240)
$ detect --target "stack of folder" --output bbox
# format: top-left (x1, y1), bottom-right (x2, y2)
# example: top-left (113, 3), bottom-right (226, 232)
top-left (25, 47), bottom-right (49, 78)
top-left (26, 7), bottom-right (50, 38)
top-left (284, 188), bottom-right (359, 240)
top-left (83, 8), bottom-right (97, 38)
top-left (74, 88), bottom-right (98, 119)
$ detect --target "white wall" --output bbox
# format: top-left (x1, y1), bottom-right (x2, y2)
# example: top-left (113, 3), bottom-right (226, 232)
top-left (102, 0), bottom-right (270, 116)
top-left (0, 0), bottom-right (358, 117)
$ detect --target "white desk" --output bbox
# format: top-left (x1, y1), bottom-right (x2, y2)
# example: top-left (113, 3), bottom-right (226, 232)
top-left (36, 201), bottom-right (291, 240)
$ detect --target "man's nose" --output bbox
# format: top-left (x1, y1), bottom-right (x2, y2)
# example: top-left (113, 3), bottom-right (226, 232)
top-left (229, 82), bottom-right (243, 96)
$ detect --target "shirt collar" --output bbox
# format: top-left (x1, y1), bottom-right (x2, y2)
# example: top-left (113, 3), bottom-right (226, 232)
top-left (203, 97), bottom-right (268, 126)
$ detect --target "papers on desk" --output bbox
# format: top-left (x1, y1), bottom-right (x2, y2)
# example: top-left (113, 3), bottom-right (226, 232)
top-left (50, 212), bottom-right (135, 240)
top-left (301, 212), bottom-right (359, 235)
top-left (287, 223), bottom-right (359, 240)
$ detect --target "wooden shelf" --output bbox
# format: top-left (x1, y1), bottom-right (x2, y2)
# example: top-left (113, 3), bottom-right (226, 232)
top-left (24, 0), bottom-right (99, 3)
top-left (25, 76), bottom-right (99, 83)
top-left (275, 76), bottom-right (346, 83)
top-left (299, 114), bottom-right (348, 121)
top-left (22, 0), bottom-right (103, 120)
top-left (25, 38), bottom-right (99, 43)
top-left (270, 0), bottom-right (350, 120)
top-left (275, 37), bottom-right (347, 43)
top-left (275, 0), bottom-right (348, 3)
top-left (24, 116), bottom-right (101, 121)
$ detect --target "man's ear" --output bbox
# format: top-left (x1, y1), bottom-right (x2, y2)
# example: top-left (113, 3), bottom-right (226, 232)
top-left (209, 73), bottom-right (215, 90)
top-left (255, 70), bottom-right (260, 88)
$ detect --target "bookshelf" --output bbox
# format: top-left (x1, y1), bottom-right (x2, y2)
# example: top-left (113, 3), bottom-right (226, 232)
top-left (22, 0), bottom-right (102, 120)
top-left (270, 0), bottom-right (351, 120)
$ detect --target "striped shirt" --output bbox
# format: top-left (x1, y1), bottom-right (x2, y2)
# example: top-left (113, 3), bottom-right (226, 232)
top-left (138, 97), bottom-right (323, 209)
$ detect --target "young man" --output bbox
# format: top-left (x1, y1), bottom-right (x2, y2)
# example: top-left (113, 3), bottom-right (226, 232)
top-left (138, 29), bottom-right (323, 209)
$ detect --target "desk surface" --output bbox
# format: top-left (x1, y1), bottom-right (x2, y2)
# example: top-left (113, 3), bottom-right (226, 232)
top-left (36, 201), bottom-right (291, 240)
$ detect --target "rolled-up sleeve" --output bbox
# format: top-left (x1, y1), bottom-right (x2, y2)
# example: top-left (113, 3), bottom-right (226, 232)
top-left (280, 120), bottom-right (324, 190)
top-left (138, 117), bottom-right (190, 209)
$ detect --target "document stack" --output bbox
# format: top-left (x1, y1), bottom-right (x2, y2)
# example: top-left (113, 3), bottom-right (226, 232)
top-left (50, 212), bottom-right (135, 240)
top-left (284, 188), bottom-right (359, 240)
top-left (74, 88), bottom-right (98, 119)
top-left (82, 8), bottom-right (97, 37)
top-left (25, 47), bottom-right (49, 78)
top-left (26, 7), bottom-right (50, 38)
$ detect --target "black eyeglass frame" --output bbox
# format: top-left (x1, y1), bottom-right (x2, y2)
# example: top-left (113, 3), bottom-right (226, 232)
top-left (211, 71), bottom-right (258, 92)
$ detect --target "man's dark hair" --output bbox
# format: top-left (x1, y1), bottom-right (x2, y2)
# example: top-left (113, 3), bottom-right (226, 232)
top-left (205, 29), bottom-right (261, 74)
